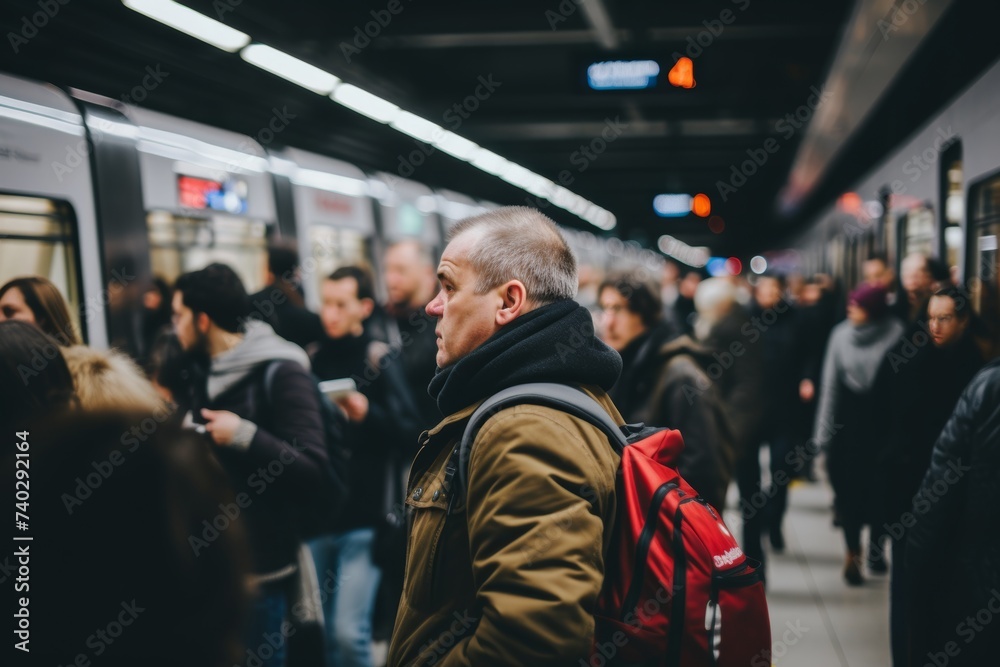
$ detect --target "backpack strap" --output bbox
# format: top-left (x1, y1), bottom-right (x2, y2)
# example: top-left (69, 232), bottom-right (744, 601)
top-left (262, 360), bottom-right (284, 405)
top-left (448, 383), bottom-right (630, 512)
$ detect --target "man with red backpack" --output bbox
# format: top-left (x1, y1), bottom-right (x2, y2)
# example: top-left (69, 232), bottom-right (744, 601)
top-left (388, 207), bottom-right (769, 667)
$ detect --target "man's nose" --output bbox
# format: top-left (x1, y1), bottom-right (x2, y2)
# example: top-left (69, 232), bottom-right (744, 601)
top-left (426, 292), bottom-right (444, 317)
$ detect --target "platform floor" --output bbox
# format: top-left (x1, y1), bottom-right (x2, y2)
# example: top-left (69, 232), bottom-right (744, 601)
top-left (723, 481), bottom-right (892, 666)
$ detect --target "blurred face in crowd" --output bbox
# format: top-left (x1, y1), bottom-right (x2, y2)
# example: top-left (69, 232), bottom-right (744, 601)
top-left (384, 242), bottom-right (434, 309)
top-left (901, 255), bottom-right (933, 298)
top-left (800, 283), bottom-right (822, 306)
top-left (426, 230), bottom-right (507, 368)
top-left (662, 262), bottom-right (680, 287)
top-left (679, 272), bottom-right (702, 299)
top-left (846, 302), bottom-right (868, 326)
top-left (863, 259), bottom-right (892, 289)
top-left (0, 287), bottom-right (35, 324)
top-left (754, 277), bottom-right (783, 310)
top-left (321, 277), bottom-right (373, 340)
top-left (599, 287), bottom-right (648, 352)
top-left (171, 291), bottom-right (208, 353)
top-left (927, 295), bottom-right (968, 348)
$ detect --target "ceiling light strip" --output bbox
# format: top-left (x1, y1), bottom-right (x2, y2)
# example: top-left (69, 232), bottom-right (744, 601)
top-left (122, 0), bottom-right (615, 229)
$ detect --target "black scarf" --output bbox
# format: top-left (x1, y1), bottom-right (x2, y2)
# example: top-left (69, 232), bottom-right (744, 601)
top-left (429, 300), bottom-right (622, 416)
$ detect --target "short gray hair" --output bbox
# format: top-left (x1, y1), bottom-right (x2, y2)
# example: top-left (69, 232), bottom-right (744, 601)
top-left (449, 206), bottom-right (577, 304)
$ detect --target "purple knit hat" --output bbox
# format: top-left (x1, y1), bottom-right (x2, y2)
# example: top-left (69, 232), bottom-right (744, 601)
top-left (849, 283), bottom-right (889, 319)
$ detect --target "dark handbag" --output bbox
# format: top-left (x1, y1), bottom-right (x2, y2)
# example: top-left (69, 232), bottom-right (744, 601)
top-left (286, 543), bottom-right (326, 666)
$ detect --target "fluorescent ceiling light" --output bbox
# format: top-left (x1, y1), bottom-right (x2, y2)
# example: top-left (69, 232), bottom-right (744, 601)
top-left (390, 111), bottom-right (442, 143)
top-left (241, 44), bottom-right (340, 94)
top-left (469, 149), bottom-right (509, 176)
top-left (331, 84), bottom-right (399, 123)
top-left (124, 0), bottom-right (250, 52)
top-left (432, 132), bottom-right (479, 160)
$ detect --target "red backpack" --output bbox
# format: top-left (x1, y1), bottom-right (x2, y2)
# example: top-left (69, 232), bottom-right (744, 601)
top-left (454, 383), bottom-right (771, 667)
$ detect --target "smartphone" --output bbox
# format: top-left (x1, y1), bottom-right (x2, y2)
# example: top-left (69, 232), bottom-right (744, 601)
top-left (318, 378), bottom-right (358, 401)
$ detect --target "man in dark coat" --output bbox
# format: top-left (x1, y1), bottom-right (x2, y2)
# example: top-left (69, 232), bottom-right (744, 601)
top-left (248, 244), bottom-right (324, 350)
top-left (905, 356), bottom-right (1000, 667)
top-left (173, 263), bottom-right (338, 667)
top-left (599, 272), bottom-right (731, 509)
top-left (308, 265), bottom-right (420, 667)
top-left (382, 239), bottom-right (442, 428)
top-left (748, 275), bottom-right (807, 553)
top-left (872, 287), bottom-right (985, 665)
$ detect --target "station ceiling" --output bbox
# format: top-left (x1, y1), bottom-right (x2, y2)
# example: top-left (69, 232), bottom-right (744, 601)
top-left (1, 0), bottom-right (996, 255)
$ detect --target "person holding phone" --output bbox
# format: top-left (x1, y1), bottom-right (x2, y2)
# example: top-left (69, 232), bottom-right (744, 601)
top-left (308, 265), bottom-right (420, 667)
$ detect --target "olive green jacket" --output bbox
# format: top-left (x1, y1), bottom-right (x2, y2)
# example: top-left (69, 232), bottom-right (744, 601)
top-left (388, 385), bottom-right (622, 666)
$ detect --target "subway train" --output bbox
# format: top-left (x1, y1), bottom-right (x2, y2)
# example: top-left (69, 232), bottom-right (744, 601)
top-left (787, 56), bottom-right (1000, 332)
top-left (0, 71), bottom-right (663, 357)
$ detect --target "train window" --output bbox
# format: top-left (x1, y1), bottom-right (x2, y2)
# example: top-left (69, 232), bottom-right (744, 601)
top-left (898, 205), bottom-right (935, 264)
top-left (147, 211), bottom-right (269, 292)
top-left (939, 141), bottom-right (963, 280)
top-left (308, 225), bottom-right (374, 297)
top-left (968, 172), bottom-right (1000, 336)
top-left (0, 194), bottom-right (82, 338)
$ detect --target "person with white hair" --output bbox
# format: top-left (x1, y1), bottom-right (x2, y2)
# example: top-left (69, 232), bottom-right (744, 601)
top-left (693, 277), bottom-right (767, 571)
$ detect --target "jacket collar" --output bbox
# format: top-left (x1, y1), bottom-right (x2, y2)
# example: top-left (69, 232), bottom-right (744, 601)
top-left (426, 400), bottom-right (483, 437)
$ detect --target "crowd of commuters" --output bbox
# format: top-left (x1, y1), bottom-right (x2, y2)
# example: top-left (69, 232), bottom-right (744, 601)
top-left (2, 209), bottom-right (999, 667)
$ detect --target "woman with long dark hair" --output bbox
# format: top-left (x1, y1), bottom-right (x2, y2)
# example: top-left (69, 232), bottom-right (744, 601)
top-left (0, 276), bottom-right (80, 345)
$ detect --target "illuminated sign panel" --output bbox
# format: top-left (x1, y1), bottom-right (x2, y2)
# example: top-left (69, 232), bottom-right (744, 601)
top-left (587, 60), bottom-right (660, 90)
top-left (178, 175), bottom-right (248, 214)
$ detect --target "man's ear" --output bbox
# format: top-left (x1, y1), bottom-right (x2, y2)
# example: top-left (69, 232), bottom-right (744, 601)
top-left (360, 298), bottom-right (375, 320)
top-left (196, 311), bottom-right (212, 335)
top-left (496, 280), bottom-right (528, 326)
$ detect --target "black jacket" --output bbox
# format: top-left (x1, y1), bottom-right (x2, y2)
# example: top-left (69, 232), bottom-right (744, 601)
top-left (311, 332), bottom-right (421, 531)
top-left (249, 284), bottom-right (324, 350)
top-left (873, 328), bottom-right (984, 522)
top-left (906, 358), bottom-right (1000, 665)
top-left (390, 304), bottom-right (442, 430)
top-left (192, 356), bottom-right (332, 574)
top-left (610, 327), bottom-right (733, 509)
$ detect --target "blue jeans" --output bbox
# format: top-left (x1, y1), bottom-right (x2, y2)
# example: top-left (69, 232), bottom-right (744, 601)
top-left (242, 580), bottom-right (289, 667)
top-left (308, 528), bottom-right (382, 667)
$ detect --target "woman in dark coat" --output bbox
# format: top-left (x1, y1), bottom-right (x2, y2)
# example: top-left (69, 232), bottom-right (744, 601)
top-left (813, 283), bottom-right (904, 585)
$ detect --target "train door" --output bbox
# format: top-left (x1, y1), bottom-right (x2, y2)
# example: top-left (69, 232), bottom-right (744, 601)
top-left (274, 147), bottom-right (375, 310)
top-left (0, 74), bottom-right (106, 347)
top-left (967, 170), bottom-right (1000, 345)
top-left (939, 140), bottom-right (964, 281)
top-left (125, 107), bottom-right (276, 294)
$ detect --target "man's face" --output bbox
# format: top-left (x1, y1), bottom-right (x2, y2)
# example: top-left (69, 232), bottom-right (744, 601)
top-left (679, 272), bottom-right (701, 299)
top-left (863, 260), bottom-right (891, 288)
top-left (384, 244), bottom-right (427, 308)
top-left (599, 287), bottom-right (648, 352)
top-left (320, 277), bottom-right (371, 339)
top-left (927, 296), bottom-right (967, 348)
top-left (425, 231), bottom-right (502, 368)
top-left (172, 291), bottom-right (206, 352)
top-left (754, 278), bottom-right (783, 310)
top-left (901, 257), bottom-right (932, 296)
